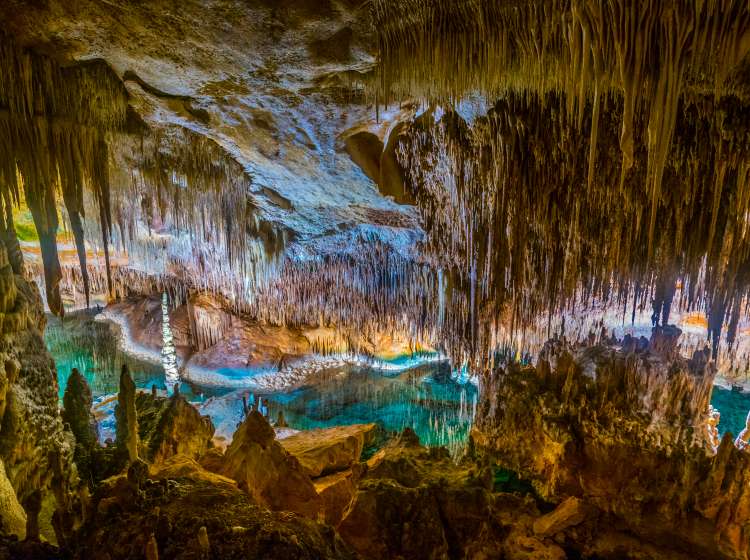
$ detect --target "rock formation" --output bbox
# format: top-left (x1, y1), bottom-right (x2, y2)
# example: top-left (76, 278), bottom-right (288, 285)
top-left (115, 365), bottom-right (139, 464)
top-left (75, 453), bottom-right (356, 560)
top-left (220, 410), bottom-right (322, 519)
top-left (279, 423), bottom-right (378, 478)
top-left (62, 368), bottom-right (98, 485)
top-left (2, 1), bottom-right (750, 558)
top-left (0, 242), bottom-right (79, 545)
top-left (134, 390), bottom-right (214, 466)
top-left (473, 329), bottom-right (750, 559)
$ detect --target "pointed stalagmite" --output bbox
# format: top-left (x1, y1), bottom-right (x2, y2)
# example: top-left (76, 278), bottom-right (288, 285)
top-left (116, 365), bottom-right (139, 463)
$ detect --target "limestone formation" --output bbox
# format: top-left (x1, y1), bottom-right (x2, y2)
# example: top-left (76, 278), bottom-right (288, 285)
top-left (134, 390), bottom-right (215, 466)
top-left (473, 331), bottom-right (750, 559)
top-left (0, 459), bottom-right (26, 539)
top-left (221, 411), bottom-right (322, 519)
top-left (1, 1), bottom-right (750, 559)
top-left (279, 423), bottom-right (378, 478)
top-left (115, 365), bottom-right (139, 463)
top-left (76, 451), bottom-right (356, 560)
top-left (62, 368), bottom-right (98, 484)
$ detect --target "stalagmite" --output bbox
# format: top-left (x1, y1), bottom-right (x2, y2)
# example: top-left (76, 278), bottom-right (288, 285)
top-left (62, 368), bottom-right (97, 482)
top-left (116, 365), bottom-right (140, 463)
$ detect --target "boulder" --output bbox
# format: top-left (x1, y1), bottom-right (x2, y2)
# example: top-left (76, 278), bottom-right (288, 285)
top-left (221, 411), bottom-right (321, 519)
top-left (150, 455), bottom-right (236, 490)
top-left (280, 423), bottom-right (378, 477)
top-left (532, 497), bottom-right (587, 537)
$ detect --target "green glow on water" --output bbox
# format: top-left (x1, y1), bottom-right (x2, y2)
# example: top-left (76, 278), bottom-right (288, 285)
top-left (262, 364), bottom-right (477, 456)
top-left (45, 311), bottom-right (165, 400)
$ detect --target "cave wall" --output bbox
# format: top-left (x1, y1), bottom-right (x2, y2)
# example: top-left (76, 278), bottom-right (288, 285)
top-left (0, 240), bottom-right (79, 544)
top-left (472, 330), bottom-right (750, 559)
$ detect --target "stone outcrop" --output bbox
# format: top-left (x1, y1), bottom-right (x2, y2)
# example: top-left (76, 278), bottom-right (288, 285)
top-left (314, 466), bottom-right (363, 526)
top-left (62, 368), bottom-right (98, 485)
top-left (133, 390), bottom-right (215, 466)
top-left (532, 497), bottom-right (587, 538)
top-left (76, 454), bottom-right (356, 560)
top-left (473, 330), bottom-right (750, 560)
top-left (221, 410), bottom-right (322, 519)
top-left (0, 243), bottom-right (79, 545)
top-left (279, 423), bottom-right (378, 477)
top-left (337, 428), bottom-right (565, 560)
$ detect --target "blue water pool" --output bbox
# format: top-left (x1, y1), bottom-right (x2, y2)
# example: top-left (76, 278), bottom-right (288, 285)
top-left (45, 310), bottom-right (476, 452)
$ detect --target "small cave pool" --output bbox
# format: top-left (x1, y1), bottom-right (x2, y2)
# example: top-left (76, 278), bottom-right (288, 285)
top-left (46, 310), bottom-right (477, 456)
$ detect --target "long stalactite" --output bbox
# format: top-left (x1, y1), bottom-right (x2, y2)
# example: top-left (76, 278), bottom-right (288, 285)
top-left (0, 34), bottom-right (128, 315)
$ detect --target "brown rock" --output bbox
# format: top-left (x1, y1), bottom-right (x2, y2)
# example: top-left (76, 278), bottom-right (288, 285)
top-left (221, 411), bottom-right (321, 519)
top-left (150, 456), bottom-right (236, 490)
top-left (314, 465), bottom-right (363, 526)
top-left (504, 531), bottom-right (567, 560)
top-left (533, 497), bottom-right (586, 537)
top-left (142, 393), bottom-right (215, 466)
top-left (198, 447), bottom-right (225, 474)
top-left (115, 365), bottom-right (139, 463)
top-left (338, 479), bottom-right (449, 560)
top-left (280, 423), bottom-right (377, 477)
top-left (0, 459), bottom-right (26, 538)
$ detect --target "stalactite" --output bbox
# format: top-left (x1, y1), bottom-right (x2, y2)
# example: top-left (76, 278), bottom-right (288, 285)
top-left (0, 33), bottom-right (128, 314)
top-left (371, 0), bottom-right (750, 286)
top-left (397, 91), bottom-right (750, 368)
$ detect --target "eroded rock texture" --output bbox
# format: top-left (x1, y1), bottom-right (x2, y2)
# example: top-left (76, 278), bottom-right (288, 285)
top-left (473, 329), bottom-right (750, 559)
top-left (221, 410), bottom-right (323, 519)
top-left (0, 244), bottom-right (79, 545)
top-left (76, 458), bottom-right (356, 560)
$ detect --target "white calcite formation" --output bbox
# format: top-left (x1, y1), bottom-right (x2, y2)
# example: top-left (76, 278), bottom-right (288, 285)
top-left (161, 292), bottom-right (180, 393)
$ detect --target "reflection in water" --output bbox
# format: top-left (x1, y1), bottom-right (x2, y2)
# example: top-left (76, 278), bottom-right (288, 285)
top-left (46, 311), bottom-right (164, 399)
top-left (45, 310), bottom-right (477, 455)
top-left (262, 363), bottom-right (477, 457)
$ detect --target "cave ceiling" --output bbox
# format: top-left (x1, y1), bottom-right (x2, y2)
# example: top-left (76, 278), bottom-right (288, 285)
top-left (2, 0), bottom-right (750, 367)
top-left (1, 0), bottom-right (419, 248)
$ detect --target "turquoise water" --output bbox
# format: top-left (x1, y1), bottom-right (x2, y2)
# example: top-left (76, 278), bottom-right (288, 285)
top-left (45, 311), bottom-right (476, 451)
top-left (45, 311), bottom-right (226, 402)
top-left (262, 363), bottom-right (476, 453)
top-left (710, 386), bottom-right (750, 438)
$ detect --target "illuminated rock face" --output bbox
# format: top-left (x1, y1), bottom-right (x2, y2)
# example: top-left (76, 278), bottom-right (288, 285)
top-left (473, 330), bottom-right (750, 559)
top-left (0, 243), bottom-right (79, 544)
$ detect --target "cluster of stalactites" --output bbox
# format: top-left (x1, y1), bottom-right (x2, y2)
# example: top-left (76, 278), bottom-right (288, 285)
top-left (372, 0), bottom-right (750, 150)
top-left (397, 91), bottom-right (750, 369)
top-left (0, 34), bottom-right (128, 315)
top-left (106, 128), bottom-right (285, 305)
top-left (247, 241), bottom-right (440, 351)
